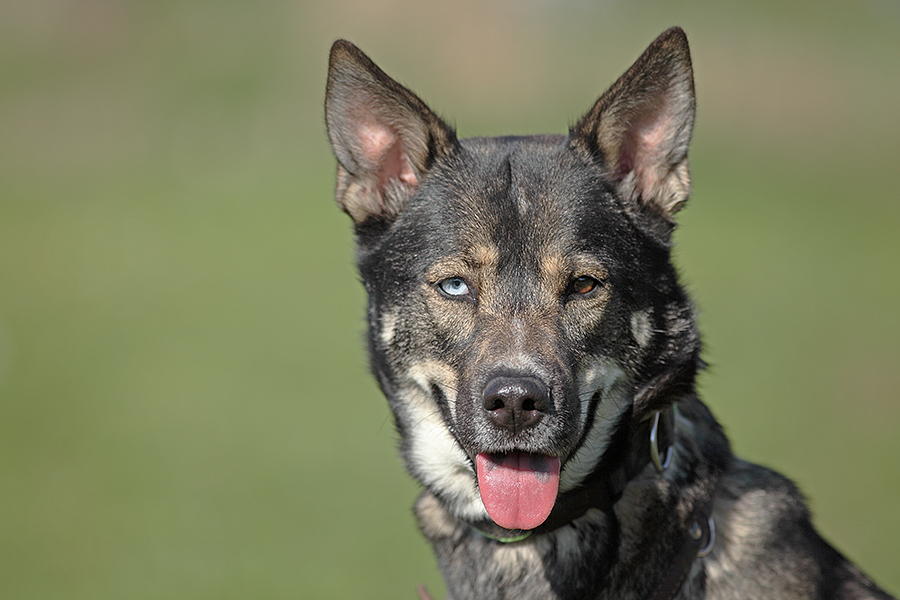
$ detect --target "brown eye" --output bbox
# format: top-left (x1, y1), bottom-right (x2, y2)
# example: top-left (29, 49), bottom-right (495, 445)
top-left (568, 275), bottom-right (600, 297)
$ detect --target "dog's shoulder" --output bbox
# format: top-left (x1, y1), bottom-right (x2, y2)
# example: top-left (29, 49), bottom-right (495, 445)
top-left (708, 459), bottom-right (892, 600)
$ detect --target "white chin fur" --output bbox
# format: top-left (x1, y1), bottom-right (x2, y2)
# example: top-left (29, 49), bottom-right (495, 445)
top-left (398, 383), bottom-right (489, 521)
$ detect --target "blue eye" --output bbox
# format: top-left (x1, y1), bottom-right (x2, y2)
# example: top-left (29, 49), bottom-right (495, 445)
top-left (438, 277), bottom-right (470, 297)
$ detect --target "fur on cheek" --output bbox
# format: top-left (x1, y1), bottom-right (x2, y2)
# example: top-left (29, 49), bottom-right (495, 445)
top-left (396, 384), bottom-right (488, 521)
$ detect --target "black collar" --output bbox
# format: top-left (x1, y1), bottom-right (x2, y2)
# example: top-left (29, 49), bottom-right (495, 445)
top-left (417, 403), bottom-right (719, 600)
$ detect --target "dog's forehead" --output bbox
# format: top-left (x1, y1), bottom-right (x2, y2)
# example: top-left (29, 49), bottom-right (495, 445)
top-left (427, 135), bottom-right (617, 249)
top-left (446, 136), bottom-right (609, 218)
top-left (456, 135), bottom-right (594, 203)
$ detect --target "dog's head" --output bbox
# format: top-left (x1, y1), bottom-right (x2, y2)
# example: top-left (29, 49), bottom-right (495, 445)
top-left (325, 28), bottom-right (701, 531)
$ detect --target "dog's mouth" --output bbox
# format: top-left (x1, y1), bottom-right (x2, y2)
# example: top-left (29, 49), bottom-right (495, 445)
top-left (475, 451), bottom-right (561, 531)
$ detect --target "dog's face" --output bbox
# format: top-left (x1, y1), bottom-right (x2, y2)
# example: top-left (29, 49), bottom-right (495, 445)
top-left (326, 28), bottom-right (700, 531)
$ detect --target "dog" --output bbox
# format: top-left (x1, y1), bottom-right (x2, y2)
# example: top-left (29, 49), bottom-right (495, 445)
top-left (324, 27), bottom-right (894, 600)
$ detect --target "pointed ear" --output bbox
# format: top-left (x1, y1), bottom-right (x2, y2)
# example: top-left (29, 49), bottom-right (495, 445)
top-left (325, 40), bottom-right (458, 225)
top-left (572, 27), bottom-right (695, 230)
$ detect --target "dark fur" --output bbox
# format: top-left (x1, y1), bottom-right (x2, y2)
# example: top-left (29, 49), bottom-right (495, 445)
top-left (324, 28), bottom-right (894, 600)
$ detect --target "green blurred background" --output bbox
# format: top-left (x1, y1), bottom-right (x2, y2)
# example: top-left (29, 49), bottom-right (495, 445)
top-left (1, 1), bottom-right (898, 598)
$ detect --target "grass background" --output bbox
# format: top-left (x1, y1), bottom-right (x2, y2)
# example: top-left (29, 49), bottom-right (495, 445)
top-left (1, 1), bottom-right (898, 598)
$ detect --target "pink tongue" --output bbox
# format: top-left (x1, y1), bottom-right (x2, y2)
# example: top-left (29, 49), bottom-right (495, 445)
top-left (476, 452), bottom-right (561, 531)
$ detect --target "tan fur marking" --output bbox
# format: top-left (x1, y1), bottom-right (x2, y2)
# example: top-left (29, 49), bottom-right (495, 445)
top-left (415, 492), bottom-right (459, 539)
top-left (468, 244), bottom-right (499, 271)
top-left (407, 359), bottom-right (459, 403)
top-left (630, 309), bottom-right (653, 348)
top-left (380, 310), bottom-right (398, 345)
top-left (539, 251), bottom-right (569, 295)
top-left (425, 258), bottom-right (469, 284)
top-left (540, 252), bottom-right (610, 292)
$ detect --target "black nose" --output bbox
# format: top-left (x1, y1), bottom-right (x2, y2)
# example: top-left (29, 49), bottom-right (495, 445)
top-left (482, 376), bottom-right (550, 433)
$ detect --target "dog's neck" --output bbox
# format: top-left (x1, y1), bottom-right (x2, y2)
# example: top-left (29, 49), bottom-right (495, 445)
top-left (416, 397), bottom-right (728, 600)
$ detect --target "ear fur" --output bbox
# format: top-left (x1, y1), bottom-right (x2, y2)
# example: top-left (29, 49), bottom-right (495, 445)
top-left (325, 40), bottom-right (458, 225)
top-left (572, 27), bottom-right (696, 231)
